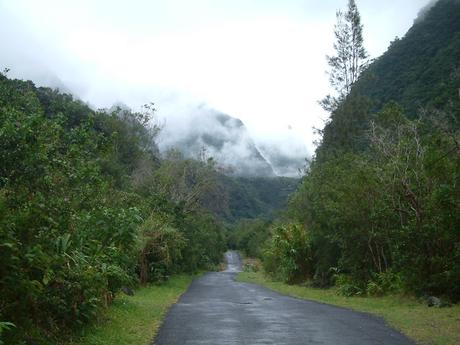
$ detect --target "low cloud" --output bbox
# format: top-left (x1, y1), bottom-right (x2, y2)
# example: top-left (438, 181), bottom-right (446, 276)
top-left (414, 0), bottom-right (439, 23)
top-left (157, 103), bottom-right (277, 177)
top-left (0, 0), bottom-right (432, 178)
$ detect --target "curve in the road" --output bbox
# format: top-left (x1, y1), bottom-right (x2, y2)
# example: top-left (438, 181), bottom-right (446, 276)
top-left (154, 251), bottom-right (415, 345)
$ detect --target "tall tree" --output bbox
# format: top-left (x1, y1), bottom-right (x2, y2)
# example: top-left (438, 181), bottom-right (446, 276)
top-left (321, 0), bottom-right (369, 111)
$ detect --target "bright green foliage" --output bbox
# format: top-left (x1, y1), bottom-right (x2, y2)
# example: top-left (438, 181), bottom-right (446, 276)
top-left (71, 275), bottom-right (194, 345)
top-left (179, 211), bottom-right (226, 272)
top-left (0, 322), bottom-right (15, 345)
top-left (0, 75), bottom-right (122, 342)
top-left (263, 223), bottom-right (313, 284)
top-left (138, 214), bottom-right (186, 283)
top-left (365, 271), bottom-right (402, 297)
top-left (0, 73), bottom-right (226, 344)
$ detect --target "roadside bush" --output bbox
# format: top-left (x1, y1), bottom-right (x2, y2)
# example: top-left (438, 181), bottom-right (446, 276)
top-left (0, 322), bottom-right (15, 345)
top-left (335, 274), bottom-right (365, 297)
top-left (242, 258), bottom-right (262, 272)
top-left (283, 103), bottom-right (460, 302)
top-left (366, 271), bottom-right (403, 296)
top-left (138, 214), bottom-right (186, 283)
top-left (0, 74), bottom-right (227, 344)
top-left (263, 223), bottom-right (313, 284)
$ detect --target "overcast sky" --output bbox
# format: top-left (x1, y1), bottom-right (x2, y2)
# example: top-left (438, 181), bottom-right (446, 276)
top-left (0, 0), bottom-right (432, 159)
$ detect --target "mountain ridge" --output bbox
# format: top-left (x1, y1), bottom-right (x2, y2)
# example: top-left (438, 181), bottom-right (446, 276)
top-left (354, 0), bottom-right (460, 118)
top-left (158, 106), bottom-right (278, 177)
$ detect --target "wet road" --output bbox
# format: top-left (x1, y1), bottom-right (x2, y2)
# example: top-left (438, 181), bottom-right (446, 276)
top-left (154, 251), bottom-right (414, 345)
top-left (224, 251), bottom-right (242, 273)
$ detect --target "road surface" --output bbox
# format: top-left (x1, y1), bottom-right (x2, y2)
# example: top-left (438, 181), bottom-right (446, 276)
top-left (154, 251), bottom-right (414, 345)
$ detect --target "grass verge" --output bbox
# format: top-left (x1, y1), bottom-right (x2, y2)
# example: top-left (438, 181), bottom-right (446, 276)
top-left (65, 274), bottom-right (194, 345)
top-left (237, 271), bottom-right (460, 345)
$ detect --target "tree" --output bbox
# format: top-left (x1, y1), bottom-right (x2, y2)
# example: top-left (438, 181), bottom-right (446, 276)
top-left (321, 0), bottom-right (369, 111)
top-left (0, 73), bottom-right (228, 343)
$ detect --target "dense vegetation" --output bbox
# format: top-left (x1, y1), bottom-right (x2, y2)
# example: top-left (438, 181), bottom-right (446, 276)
top-left (355, 0), bottom-right (460, 118)
top-left (2, 0), bottom-right (459, 343)
top-left (217, 176), bottom-right (298, 223)
top-left (0, 72), bottom-right (228, 344)
top-left (235, 0), bottom-right (460, 302)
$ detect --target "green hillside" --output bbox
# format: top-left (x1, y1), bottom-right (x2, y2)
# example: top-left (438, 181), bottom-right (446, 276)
top-left (355, 0), bottom-right (460, 118)
top-left (252, 0), bottom-right (460, 304)
top-left (217, 176), bottom-right (299, 223)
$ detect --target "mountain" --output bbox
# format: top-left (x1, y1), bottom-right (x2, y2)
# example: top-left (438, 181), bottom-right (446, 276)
top-left (318, 0), bottom-right (460, 158)
top-left (217, 175), bottom-right (299, 223)
top-left (355, 0), bottom-right (460, 118)
top-left (158, 105), bottom-right (277, 177)
top-left (258, 143), bottom-right (305, 177)
top-left (297, 0), bottom-right (460, 300)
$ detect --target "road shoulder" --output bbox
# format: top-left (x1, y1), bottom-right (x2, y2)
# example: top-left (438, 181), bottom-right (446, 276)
top-left (237, 271), bottom-right (460, 345)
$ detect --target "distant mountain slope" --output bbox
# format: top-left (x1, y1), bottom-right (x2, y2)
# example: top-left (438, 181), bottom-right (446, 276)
top-left (318, 0), bottom-right (460, 158)
top-left (217, 175), bottom-right (299, 223)
top-left (159, 106), bottom-right (276, 177)
top-left (258, 143), bottom-right (306, 177)
top-left (355, 0), bottom-right (460, 117)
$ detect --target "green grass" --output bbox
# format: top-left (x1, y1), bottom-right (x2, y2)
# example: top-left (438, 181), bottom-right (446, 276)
top-left (237, 271), bottom-right (460, 345)
top-left (65, 274), bottom-right (194, 345)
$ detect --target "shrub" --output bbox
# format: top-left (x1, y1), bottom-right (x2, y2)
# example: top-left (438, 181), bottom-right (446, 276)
top-left (138, 214), bottom-right (186, 283)
top-left (335, 274), bottom-right (365, 297)
top-left (366, 271), bottom-right (403, 296)
top-left (263, 223), bottom-right (313, 284)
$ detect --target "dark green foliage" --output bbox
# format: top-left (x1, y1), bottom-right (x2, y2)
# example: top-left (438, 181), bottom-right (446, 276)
top-left (178, 212), bottom-right (226, 272)
top-left (217, 176), bottom-right (299, 223)
top-left (261, 0), bottom-right (460, 301)
top-left (284, 104), bottom-right (460, 299)
top-left (354, 0), bottom-right (460, 118)
top-left (227, 218), bottom-right (271, 258)
top-left (317, 92), bottom-right (372, 159)
top-left (0, 74), bottom-right (226, 344)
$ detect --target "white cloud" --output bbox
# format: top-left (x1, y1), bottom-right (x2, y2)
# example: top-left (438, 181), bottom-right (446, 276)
top-left (0, 0), bottom-right (432, 170)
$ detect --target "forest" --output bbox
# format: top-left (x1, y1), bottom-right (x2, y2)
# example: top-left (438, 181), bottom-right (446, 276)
top-left (0, 66), bottom-right (298, 343)
top-left (0, 72), bottom-right (229, 343)
top-left (1, 0), bottom-right (460, 344)
top-left (235, 0), bottom-right (460, 303)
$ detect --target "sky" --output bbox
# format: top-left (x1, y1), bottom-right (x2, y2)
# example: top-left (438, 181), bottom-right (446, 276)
top-left (0, 0), bottom-right (433, 174)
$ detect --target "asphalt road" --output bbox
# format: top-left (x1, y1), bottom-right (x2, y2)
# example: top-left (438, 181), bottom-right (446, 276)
top-left (154, 251), bottom-right (415, 345)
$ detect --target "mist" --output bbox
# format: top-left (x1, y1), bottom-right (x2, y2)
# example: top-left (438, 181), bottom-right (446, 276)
top-left (0, 0), bottom-right (434, 176)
